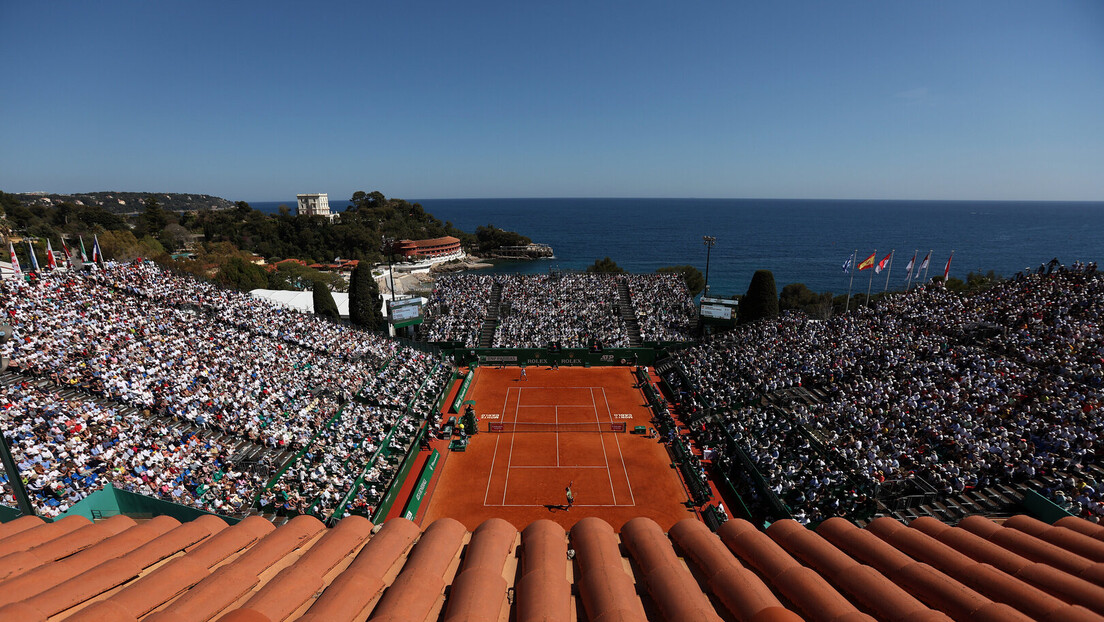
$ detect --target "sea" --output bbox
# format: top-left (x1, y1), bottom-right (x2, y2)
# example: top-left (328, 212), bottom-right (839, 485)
top-left (249, 199), bottom-right (1104, 298)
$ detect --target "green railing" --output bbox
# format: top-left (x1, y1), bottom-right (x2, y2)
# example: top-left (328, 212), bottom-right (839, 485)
top-left (362, 425), bottom-right (427, 521)
top-left (671, 439), bottom-right (712, 505)
top-left (453, 347), bottom-right (657, 368)
top-left (1022, 488), bottom-right (1075, 523)
top-left (401, 449), bottom-right (440, 520)
top-left (450, 369), bottom-right (474, 413)
top-left (334, 363), bottom-right (447, 522)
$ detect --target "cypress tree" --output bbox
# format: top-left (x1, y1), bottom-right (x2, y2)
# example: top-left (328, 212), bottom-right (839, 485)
top-left (349, 262), bottom-right (384, 328)
top-left (312, 279), bottom-right (341, 319)
top-left (738, 269), bottom-right (779, 324)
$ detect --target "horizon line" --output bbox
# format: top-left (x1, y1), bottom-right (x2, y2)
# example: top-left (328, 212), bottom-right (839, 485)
top-left (9, 190), bottom-right (1103, 204)
top-left (250, 196), bottom-right (1104, 204)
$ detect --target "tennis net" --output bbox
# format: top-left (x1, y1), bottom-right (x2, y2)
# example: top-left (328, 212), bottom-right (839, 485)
top-left (486, 421), bottom-right (627, 433)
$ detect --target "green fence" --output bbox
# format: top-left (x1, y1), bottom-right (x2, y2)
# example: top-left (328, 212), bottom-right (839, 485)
top-left (337, 363), bottom-right (447, 523)
top-left (0, 504), bottom-right (24, 522)
top-left (1022, 488), bottom-right (1075, 523)
top-left (402, 449), bottom-right (440, 520)
top-left (450, 370), bottom-right (474, 414)
top-left (366, 425), bottom-right (427, 522)
top-left (454, 347), bottom-right (656, 368)
top-left (62, 483), bottom-right (239, 524)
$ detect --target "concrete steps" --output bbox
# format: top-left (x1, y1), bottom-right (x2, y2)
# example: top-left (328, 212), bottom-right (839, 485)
top-left (478, 282), bottom-right (502, 348)
top-left (617, 281), bottom-right (642, 347)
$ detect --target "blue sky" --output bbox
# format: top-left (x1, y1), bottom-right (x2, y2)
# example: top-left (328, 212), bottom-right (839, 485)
top-left (1, 1), bottom-right (1102, 201)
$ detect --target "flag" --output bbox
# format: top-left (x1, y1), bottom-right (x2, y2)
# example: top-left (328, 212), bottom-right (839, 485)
top-left (79, 236), bottom-right (89, 262)
top-left (857, 251), bottom-right (876, 271)
top-left (944, 251), bottom-right (954, 280)
top-left (8, 242), bottom-right (21, 278)
top-left (92, 234), bottom-right (102, 264)
top-left (903, 252), bottom-right (916, 280)
top-left (60, 241), bottom-right (73, 267)
top-left (46, 240), bottom-right (57, 270)
top-left (842, 252), bottom-right (855, 273)
top-left (918, 251), bottom-right (931, 273)
top-left (27, 241), bottom-right (40, 272)
top-left (874, 251), bottom-right (893, 274)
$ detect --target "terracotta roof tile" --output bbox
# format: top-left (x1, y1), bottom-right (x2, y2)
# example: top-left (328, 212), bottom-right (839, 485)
top-left (723, 518), bottom-right (877, 622)
top-left (768, 519), bottom-right (948, 622)
top-left (0, 514), bottom-right (89, 557)
top-left (2, 512), bottom-right (1104, 620)
top-left (818, 517), bottom-right (1033, 622)
top-left (670, 518), bottom-right (798, 621)
top-left (868, 516), bottom-right (1102, 621)
top-left (233, 515), bottom-right (373, 622)
top-left (0, 515), bottom-right (44, 540)
top-left (623, 516), bottom-right (722, 621)
top-left (442, 517), bottom-right (516, 621)
top-left (299, 517), bottom-right (421, 622)
top-left (367, 516), bottom-right (466, 622)
top-left (516, 520), bottom-right (571, 622)
top-left (571, 516), bottom-right (647, 622)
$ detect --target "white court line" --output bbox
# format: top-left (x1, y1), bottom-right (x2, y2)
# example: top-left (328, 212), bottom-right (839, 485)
top-left (590, 387), bottom-right (618, 505)
top-left (501, 385), bottom-right (522, 505)
top-left (515, 386), bottom-right (621, 389)
top-left (507, 465), bottom-right (610, 469)
top-left (483, 386), bottom-right (509, 506)
top-left (516, 404), bottom-right (594, 407)
top-left (602, 387), bottom-right (636, 505)
top-left (485, 503), bottom-right (638, 508)
top-left (555, 405), bottom-right (559, 467)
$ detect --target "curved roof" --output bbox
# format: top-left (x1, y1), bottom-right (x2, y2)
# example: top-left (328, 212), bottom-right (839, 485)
top-left (395, 236), bottom-right (461, 249)
top-left (0, 513), bottom-right (1103, 620)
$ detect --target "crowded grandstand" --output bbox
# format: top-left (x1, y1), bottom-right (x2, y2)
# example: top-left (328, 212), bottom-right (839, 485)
top-left (421, 271), bottom-right (698, 347)
top-left (2, 259), bottom-right (1103, 531)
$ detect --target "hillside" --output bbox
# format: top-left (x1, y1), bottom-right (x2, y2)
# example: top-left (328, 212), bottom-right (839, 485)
top-left (12, 191), bottom-right (234, 213)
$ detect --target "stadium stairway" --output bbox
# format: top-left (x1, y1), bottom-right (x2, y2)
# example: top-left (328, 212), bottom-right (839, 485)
top-left (478, 281), bottom-right (502, 347)
top-left (617, 281), bottom-right (643, 347)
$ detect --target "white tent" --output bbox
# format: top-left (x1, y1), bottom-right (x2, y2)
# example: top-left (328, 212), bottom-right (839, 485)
top-left (249, 288), bottom-right (351, 318)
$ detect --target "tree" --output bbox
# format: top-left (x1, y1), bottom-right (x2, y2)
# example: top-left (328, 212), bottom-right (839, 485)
top-left (586, 257), bottom-right (625, 273)
top-left (475, 224), bottom-right (531, 252)
top-left (779, 283), bottom-right (834, 320)
top-left (657, 265), bottom-right (705, 296)
top-left (738, 270), bottom-right (779, 324)
top-left (97, 230), bottom-right (146, 261)
top-left (349, 262), bottom-right (384, 329)
top-left (313, 280), bottom-right (341, 319)
top-left (136, 196), bottom-right (170, 238)
top-left (216, 256), bottom-right (269, 291)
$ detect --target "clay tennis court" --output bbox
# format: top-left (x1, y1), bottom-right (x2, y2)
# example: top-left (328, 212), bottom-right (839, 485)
top-left (420, 366), bottom-right (693, 531)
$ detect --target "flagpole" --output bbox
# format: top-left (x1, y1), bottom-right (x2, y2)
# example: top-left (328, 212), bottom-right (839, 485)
top-left (905, 249), bottom-right (917, 291)
top-left (883, 250), bottom-right (894, 293)
top-left (866, 249), bottom-right (876, 307)
top-left (923, 249), bottom-right (932, 284)
top-left (846, 250), bottom-right (856, 312)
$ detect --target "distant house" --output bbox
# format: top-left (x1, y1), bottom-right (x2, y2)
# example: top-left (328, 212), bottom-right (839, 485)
top-left (296, 193), bottom-right (333, 219)
top-left (265, 258), bottom-right (309, 273)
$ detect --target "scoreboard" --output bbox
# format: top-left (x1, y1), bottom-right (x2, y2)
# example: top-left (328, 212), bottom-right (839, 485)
top-left (389, 297), bottom-right (424, 328)
top-left (700, 296), bottom-right (739, 326)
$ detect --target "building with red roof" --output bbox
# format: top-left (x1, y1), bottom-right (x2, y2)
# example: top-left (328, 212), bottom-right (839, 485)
top-left (391, 236), bottom-right (462, 260)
